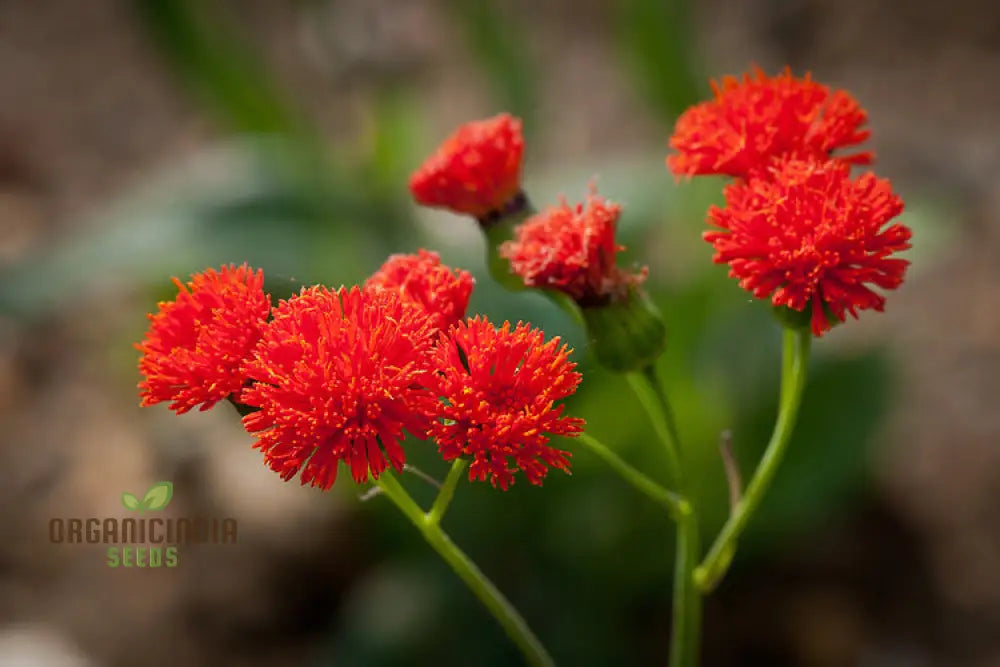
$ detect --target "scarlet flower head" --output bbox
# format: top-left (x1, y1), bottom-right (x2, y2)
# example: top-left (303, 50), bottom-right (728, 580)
top-left (706, 159), bottom-right (911, 336)
top-left (668, 67), bottom-right (872, 179)
top-left (500, 188), bottom-right (647, 305)
top-left (137, 264), bottom-right (270, 414)
top-left (240, 286), bottom-right (438, 490)
top-left (409, 113), bottom-right (525, 220)
top-left (365, 250), bottom-right (475, 332)
top-left (429, 317), bottom-right (584, 490)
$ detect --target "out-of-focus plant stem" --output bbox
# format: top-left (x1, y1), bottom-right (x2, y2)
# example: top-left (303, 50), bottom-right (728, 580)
top-left (427, 459), bottom-right (467, 526)
top-left (577, 433), bottom-right (685, 520)
top-left (628, 364), bottom-right (702, 666)
top-left (627, 367), bottom-right (683, 488)
top-left (695, 327), bottom-right (811, 592)
top-left (671, 503), bottom-right (701, 667)
top-left (376, 470), bottom-right (556, 667)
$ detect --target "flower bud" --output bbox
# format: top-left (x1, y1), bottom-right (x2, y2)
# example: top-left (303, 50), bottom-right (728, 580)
top-left (580, 288), bottom-right (667, 373)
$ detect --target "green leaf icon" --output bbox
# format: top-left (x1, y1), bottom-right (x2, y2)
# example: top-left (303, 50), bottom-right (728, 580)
top-left (141, 481), bottom-right (173, 511)
top-left (121, 492), bottom-right (141, 512)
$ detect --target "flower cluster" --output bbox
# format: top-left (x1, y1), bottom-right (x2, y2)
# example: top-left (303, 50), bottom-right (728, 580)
top-left (409, 115), bottom-right (665, 371)
top-left (240, 286), bottom-right (439, 489)
top-left (500, 189), bottom-right (647, 306)
top-left (135, 65), bottom-right (919, 665)
top-left (136, 264), bottom-right (270, 413)
top-left (409, 116), bottom-right (646, 311)
top-left (669, 67), bottom-right (911, 335)
top-left (139, 66), bottom-right (913, 491)
top-left (409, 113), bottom-right (525, 222)
top-left (708, 159), bottom-right (910, 335)
top-left (365, 249), bottom-right (474, 332)
top-left (137, 254), bottom-right (582, 491)
top-left (429, 317), bottom-right (583, 489)
top-left (668, 66), bottom-right (871, 179)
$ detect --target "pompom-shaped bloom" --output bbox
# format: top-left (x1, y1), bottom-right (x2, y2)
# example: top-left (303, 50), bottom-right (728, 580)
top-left (137, 264), bottom-right (270, 414)
top-left (500, 189), bottom-right (647, 305)
top-left (365, 250), bottom-right (475, 332)
top-left (429, 317), bottom-right (584, 490)
top-left (240, 286), bottom-right (438, 490)
top-left (409, 113), bottom-right (524, 219)
top-left (706, 159), bottom-right (911, 336)
top-left (668, 67), bottom-right (872, 179)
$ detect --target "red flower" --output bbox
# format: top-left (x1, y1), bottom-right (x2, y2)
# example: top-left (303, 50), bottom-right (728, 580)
top-left (409, 113), bottom-right (524, 219)
top-left (500, 189), bottom-right (647, 305)
top-left (365, 250), bottom-right (475, 332)
top-left (137, 264), bottom-right (270, 414)
top-left (668, 67), bottom-right (872, 179)
top-left (240, 286), bottom-right (438, 489)
top-left (706, 159), bottom-right (911, 336)
top-left (429, 317), bottom-right (584, 490)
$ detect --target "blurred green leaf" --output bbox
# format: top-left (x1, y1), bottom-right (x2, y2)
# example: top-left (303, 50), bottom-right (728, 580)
top-left (445, 0), bottom-right (539, 128)
top-left (0, 141), bottom-right (394, 318)
top-left (133, 0), bottom-right (302, 135)
top-left (133, 0), bottom-right (417, 247)
top-left (744, 349), bottom-right (892, 539)
top-left (0, 146), bottom-right (298, 317)
top-left (614, 0), bottom-right (705, 121)
top-left (366, 87), bottom-right (423, 198)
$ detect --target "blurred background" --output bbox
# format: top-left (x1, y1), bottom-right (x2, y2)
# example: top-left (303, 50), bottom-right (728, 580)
top-left (1, 1), bottom-right (998, 665)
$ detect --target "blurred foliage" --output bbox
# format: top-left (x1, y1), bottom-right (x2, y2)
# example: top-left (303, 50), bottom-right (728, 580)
top-left (135, 0), bottom-right (302, 135)
top-left (614, 0), bottom-right (707, 121)
top-left (0, 1), bottom-right (915, 665)
top-left (444, 0), bottom-right (539, 132)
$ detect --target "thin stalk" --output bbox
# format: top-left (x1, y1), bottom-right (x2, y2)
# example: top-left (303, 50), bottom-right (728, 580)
top-left (402, 464), bottom-right (442, 489)
top-left (375, 472), bottom-right (555, 667)
top-left (644, 364), bottom-right (684, 457)
top-left (427, 459), bottom-right (467, 526)
top-left (577, 433), bottom-right (686, 520)
top-left (627, 365), bottom-right (702, 666)
top-left (695, 327), bottom-right (812, 592)
top-left (626, 367), bottom-right (683, 485)
top-left (670, 508), bottom-right (701, 667)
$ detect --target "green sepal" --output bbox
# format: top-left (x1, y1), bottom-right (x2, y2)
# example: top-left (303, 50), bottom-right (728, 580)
top-left (481, 193), bottom-right (534, 292)
top-left (772, 302), bottom-right (840, 334)
top-left (580, 289), bottom-right (667, 373)
top-left (771, 304), bottom-right (811, 331)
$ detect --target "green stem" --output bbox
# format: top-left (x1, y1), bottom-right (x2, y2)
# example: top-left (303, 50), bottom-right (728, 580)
top-left (427, 459), bottom-right (467, 526)
top-left (483, 195), bottom-right (535, 292)
top-left (375, 472), bottom-right (555, 667)
top-left (577, 433), bottom-right (686, 520)
top-left (644, 364), bottom-right (684, 458)
top-left (670, 508), bottom-right (701, 667)
top-left (628, 365), bottom-right (701, 666)
top-left (626, 366), bottom-right (683, 485)
top-left (695, 327), bottom-right (812, 592)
